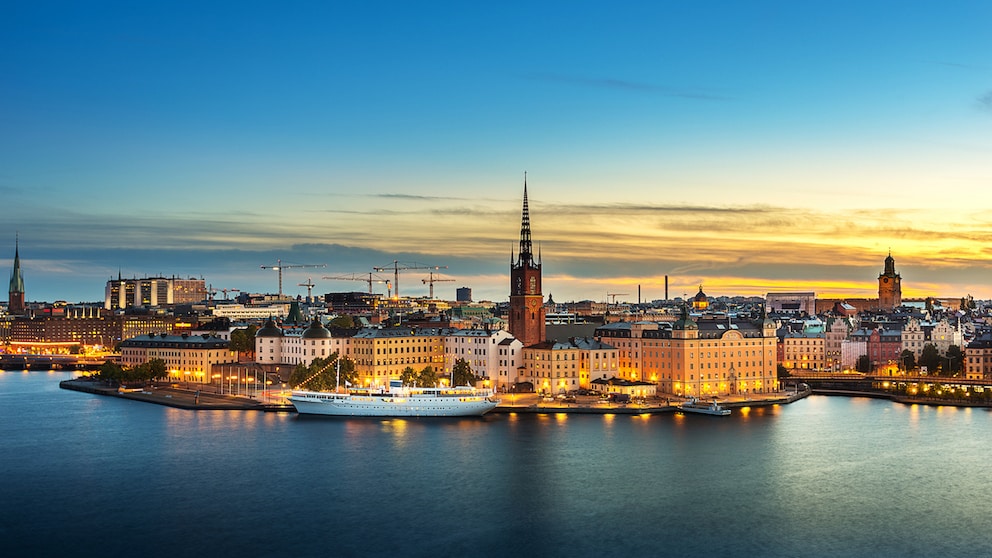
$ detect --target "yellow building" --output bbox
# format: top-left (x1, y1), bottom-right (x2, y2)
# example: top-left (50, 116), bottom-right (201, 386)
top-left (120, 333), bottom-right (234, 383)
top-left (781, 332), bottom-right (826, 371)
top-left (522, 337), bottom-right (619, 394)
top-left (350, 327), bottom-right (447, 387)
top-left (595, 310), bottom-right (778, 397)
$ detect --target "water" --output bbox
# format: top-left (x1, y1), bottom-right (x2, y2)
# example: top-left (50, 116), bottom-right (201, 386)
top-left (2, 371), bottom-right (990, 557)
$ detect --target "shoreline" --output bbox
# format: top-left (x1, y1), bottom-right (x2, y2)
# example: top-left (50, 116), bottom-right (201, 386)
top-left (59, 376), bottom-right (992, 414)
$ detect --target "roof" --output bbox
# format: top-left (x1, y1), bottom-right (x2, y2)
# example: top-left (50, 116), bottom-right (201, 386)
top-left (122, 333), bottom-right (229, 349)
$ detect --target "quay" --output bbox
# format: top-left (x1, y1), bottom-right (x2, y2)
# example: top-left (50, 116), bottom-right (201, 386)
top-left (61, 376), bottom-right (809, 414)
top-left (59, 377), bottom-right (295, 412)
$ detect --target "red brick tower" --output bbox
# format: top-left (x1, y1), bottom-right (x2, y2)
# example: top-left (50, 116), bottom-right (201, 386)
top-left (508, 175), bottom-right (545, 347)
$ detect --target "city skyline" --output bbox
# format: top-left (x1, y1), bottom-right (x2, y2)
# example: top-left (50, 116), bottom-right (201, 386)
top-left (3, 2), bottom-right (991, 303)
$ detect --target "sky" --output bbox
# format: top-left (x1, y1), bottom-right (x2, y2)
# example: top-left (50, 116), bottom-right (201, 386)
top-left (2, 1), bottom-right (991, 304)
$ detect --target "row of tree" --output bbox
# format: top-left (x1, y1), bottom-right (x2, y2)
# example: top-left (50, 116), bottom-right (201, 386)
top-left (288, 355), bottom-right (480, 390)
top-left (98, 359), bottom-right (168, 385)
top-left (853, 344), bottom-right (965, 374)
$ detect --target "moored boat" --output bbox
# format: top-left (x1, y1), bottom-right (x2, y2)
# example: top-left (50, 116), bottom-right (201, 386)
top-left (678, 397), bottom-right (731, 416)
top-left (290, 380), bottom-right (500, 417)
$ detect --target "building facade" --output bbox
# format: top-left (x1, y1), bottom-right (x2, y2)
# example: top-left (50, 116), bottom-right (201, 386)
top-left (105, 276), bottom-right (207, 309)
top-left (120, 333), bottom-right (234, 383)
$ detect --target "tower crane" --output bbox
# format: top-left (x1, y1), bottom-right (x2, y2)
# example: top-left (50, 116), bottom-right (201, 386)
top-left (206, 285), bottom-right (241, 301)
top-left (323, 273), bottom-right (392, 297)
top-left (260, 259), bottom-right (326, 298)
top-left (422, 271), bottom-right (455, 299)
top-left (298, 278), bottom-right (316, 303)
top-left (372, 261), bottom-right (446, 298)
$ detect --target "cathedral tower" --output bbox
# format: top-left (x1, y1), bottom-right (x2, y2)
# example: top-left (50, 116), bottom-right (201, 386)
top-left (508, 175), bottom-right (545, 347)
top-left (8, 236), bottom-right (25, 315)
top-left (878, 252), bottom-right (902, 310)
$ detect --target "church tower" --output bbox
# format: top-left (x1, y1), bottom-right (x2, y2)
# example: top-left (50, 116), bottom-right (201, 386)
top-left (8, 236), bottom-right (25, 315)
top-left (878, 251), bottom-right (902, 310)
top-left (508, 175), bottom-right (546, 347)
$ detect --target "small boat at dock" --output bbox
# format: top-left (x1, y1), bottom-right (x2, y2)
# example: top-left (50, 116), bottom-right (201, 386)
top-left (678, 397), bottom-right (731, 416)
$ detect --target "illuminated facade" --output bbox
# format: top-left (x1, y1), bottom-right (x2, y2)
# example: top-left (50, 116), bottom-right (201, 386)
top-left (595, 310), bottom-right (778, 397)
top-left (508, 177), bottom-right (546, 347)
top-left (522, 337), bottom-right (619, 394)
top-left (781, 331), bottom-right (826, 371)
top-left (350, 327), bottom-right (448, 387)
top-left (104, 276), bottom-right (207, 309)
top-left (120, 333), bottom-right (234, 383)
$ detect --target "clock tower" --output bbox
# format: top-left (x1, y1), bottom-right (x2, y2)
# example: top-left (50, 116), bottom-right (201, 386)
top-left (878, 251), bottom-right (902, 310)
top-left (509, 175), bottom-right (546, 347)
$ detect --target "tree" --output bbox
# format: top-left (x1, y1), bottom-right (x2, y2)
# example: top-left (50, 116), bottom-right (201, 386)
top-left (229, 325), bottom-right (259, 360)
top-left (417, 365), bottom-right (438, 387)
top-left (899, 350), bottom-right (916, 372)
top-left (856, 355), bottom-right (872, 373)
top-left (452, 358), bottom-right (476, 387)
top-left (946, 345), bottom-right (964, 375)
top-left (98, 361), bottom-right (125, 385)
top-left (327, 315), bottom-right (355, 329)
top-left (919, 344), bottom-right (940, 374)
top-left (400, 366), bottom-right (418, 386)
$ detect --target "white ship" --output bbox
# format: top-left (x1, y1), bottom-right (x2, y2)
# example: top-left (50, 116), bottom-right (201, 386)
top-left (290, 380), bottom-right (500, 417)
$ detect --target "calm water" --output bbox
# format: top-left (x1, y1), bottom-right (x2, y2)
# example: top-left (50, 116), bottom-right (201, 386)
top-left (1, 371), bottom-right (990, 558)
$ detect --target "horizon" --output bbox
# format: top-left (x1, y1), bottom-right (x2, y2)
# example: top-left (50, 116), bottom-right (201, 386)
top-left (4, 2), bottom-right (991, 304)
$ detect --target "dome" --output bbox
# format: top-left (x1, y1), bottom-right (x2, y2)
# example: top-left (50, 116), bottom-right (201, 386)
top-left (255, 318), bottom-right (283, 337)
top-left (301, 318), bottom-right (332, 339)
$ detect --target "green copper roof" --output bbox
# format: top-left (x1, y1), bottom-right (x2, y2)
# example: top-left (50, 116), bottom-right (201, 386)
top-left (8, 242), bottom-right (24, 294)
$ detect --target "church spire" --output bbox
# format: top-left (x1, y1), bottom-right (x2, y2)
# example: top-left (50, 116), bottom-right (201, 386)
top-left (516, 172), bottom-right (535, 267)
top-left (8, 234), bottom-right (25, 314)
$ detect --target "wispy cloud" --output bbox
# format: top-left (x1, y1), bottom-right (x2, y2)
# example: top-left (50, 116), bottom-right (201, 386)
top-left (979, 90), bottom-right (992, 112)
top-left (524, 73), bottom-right (730, 100)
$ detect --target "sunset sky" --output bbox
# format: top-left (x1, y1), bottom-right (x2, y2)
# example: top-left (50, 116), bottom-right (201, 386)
top-left (3, 1), bottom-right (991, 304)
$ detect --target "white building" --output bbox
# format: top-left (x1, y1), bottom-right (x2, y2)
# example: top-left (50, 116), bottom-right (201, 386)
top-left (444, 328), bottom-right (521, 389)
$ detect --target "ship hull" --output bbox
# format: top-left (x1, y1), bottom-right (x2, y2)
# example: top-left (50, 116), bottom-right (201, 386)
top-left (290, 391), bottom-right (499, 417)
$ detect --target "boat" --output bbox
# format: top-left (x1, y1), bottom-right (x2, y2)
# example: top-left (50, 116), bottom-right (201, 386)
top-left (678, 397), bottom-right (731, 416)
top-left (290, 379), bottom-right (500, 417)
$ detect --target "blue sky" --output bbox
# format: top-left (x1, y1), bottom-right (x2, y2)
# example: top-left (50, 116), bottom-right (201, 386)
top-left (3, 1), bottom-right (991, 304)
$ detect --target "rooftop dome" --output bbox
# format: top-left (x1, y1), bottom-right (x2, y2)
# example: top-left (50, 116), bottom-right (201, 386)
top-left (255, 318), bottom-right (284, 337)
top-left (302, 318), bottom-right (332, 339)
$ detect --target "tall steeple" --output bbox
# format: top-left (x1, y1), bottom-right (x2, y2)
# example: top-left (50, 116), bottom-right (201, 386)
top-left (516, 172), bottom-right (535, 268)
top-left (508, 173), bottom-right (545, 348)
top-left (8, 235), bottom-right (25, 314)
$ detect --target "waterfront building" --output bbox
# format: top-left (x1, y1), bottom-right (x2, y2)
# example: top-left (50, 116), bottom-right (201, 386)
top-left (7, 237), bottom-right (25, 315)
top-left (350, 327), bottom-right (448, 387)
top-left (840, 338), bottom-right (868, 370)
top-left (965, 331), bottom-right (992, 380)
top-left (766, 292), bottom-right (816, 315)
top-left (595, 309), bottom-right (778, 397)
top-left (522, 336), bottom-right (619, 394)
top-left (850, 327), bottom-right (902, 372)
top-left (780, 329), bottom-right (826, 371)
top-left (120, 332), bottom-right (234, 383)
top-left (508, 176), bottom-right (546, 347)
top-left (8, 311), bottom-right (174, 349)
top-left (444, 328), bottom-right (520, 387)
top-left (104, 275), bottom-right (207, 309)
top-left (878, 252), bottom-right (902, 310)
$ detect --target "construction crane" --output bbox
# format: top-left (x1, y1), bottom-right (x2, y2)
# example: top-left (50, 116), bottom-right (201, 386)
top-left (607, 293), bottom-right (629, 304)
top-left (298, 278), bottom-right (316, 302)
top-left (260, 259), bottom-right (326, 298)
top-left (323, 273), bottom-right (392, 296)
top-left (422, 271), bottom-right (454, 299)
top-left (373, 261), bottom-right (446, 298)
top-left (206, 285), bottom-right (241, 301)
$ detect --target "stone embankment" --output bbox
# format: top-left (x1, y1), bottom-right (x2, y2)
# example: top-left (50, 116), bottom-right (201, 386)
top-left (60, 378), bottom-right (294, 412)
